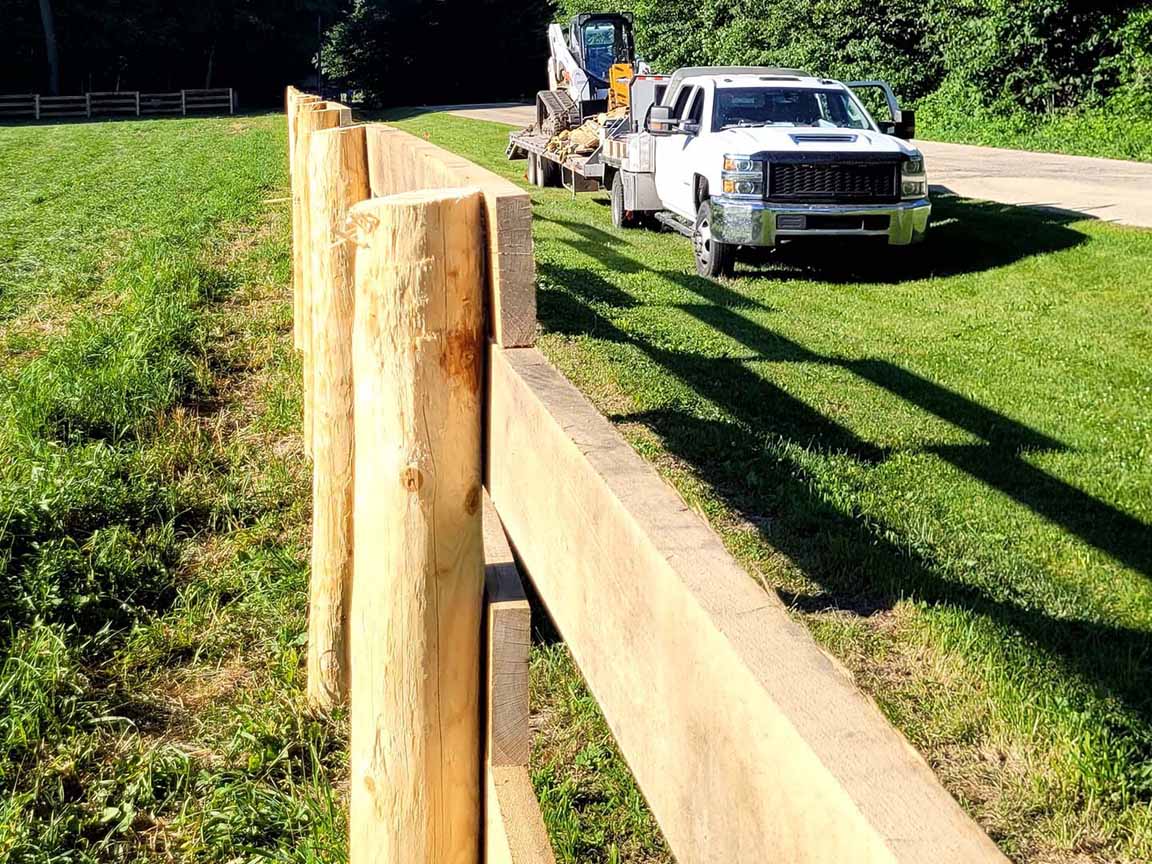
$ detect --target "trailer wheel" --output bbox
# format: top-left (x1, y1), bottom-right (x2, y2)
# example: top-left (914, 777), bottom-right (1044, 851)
top-left (610, 172), bottom-right (638, 229)
top-left (694, 200), bottom-right (734, 278)
top-left (538, 155), bottom-right (559, 188)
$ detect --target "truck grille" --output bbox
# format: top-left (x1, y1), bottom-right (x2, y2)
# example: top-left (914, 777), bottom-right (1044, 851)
top-left (768, 162), bottom-right (898, 202)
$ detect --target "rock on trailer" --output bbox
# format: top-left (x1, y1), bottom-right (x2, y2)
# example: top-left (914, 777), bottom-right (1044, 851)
top-left (507, 65), bottom-right (931, 278)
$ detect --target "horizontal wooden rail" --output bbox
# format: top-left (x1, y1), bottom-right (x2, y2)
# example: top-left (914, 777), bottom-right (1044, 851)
top-left (483, 494), bottom-right (556, 864)
top-left (486, 343), bottom-right (1008, 864)
top-left (364, 125), bottom-right (535, 348)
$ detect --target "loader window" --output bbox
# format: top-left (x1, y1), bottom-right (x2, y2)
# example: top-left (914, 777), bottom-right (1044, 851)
top-left (713, 87), bottom-right (874, 131)
top-left (581, 20), bottom-right (630, 83)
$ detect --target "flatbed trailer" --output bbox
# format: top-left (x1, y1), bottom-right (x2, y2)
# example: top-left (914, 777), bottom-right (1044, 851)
top-left (507, 73), bottom-right (667, 194)
top-left (506, 125), bottom-right (626, 193)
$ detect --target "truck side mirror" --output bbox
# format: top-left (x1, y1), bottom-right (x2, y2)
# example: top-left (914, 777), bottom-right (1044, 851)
top-left (646, 104), bottom-right (677, 136)
top-left (894, 109), bottom-right (916, 140)
top-left (680, 120), bottom-right (700, 136)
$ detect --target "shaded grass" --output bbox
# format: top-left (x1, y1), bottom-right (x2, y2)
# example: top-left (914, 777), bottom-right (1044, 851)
top-left (389, 111), bottom-right (1152, 863)
top-left (0, 115), bottom-right (343, 861)
top-left (529, 645), bottom-right (671, 864)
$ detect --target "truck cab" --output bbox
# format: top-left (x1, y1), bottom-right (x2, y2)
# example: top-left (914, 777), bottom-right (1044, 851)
top-left (622, 67), bottom-right (931, 276)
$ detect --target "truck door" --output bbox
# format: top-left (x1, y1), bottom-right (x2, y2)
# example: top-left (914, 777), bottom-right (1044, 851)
top-left (654, 85), bottom-right (703, 220)
top-left (846, 80), bottom-right (916, 139)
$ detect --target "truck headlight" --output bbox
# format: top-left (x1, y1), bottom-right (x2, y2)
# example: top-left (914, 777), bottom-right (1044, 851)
top-left (901, 152), bottom-right (926, 199)
top-left (723, 156), bottom-right (761, 173)
top-left (722, 154), bottom-right (764, 197)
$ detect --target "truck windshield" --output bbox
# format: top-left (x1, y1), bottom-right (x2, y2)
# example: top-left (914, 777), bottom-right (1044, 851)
top-left (713, 87), bottom-right (872, 131)
top-left (582, 20), bottom-right (629, 83)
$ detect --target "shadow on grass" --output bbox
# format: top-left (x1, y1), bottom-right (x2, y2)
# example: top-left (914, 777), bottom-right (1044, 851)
top-left (543, 193), bottom-right (1089, 284)
top-left (537, 195), bottom-right (1152, 747)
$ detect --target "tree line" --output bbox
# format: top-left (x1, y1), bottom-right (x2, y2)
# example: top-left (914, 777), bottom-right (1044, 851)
top-left (2, 0), bottom-right (552, 108)
top-left (552, 0), bottom-right (1151, 119)
top-left (4, 0), bottom-right (1148, 113)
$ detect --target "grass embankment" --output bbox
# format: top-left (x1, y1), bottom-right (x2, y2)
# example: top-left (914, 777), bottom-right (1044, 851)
top-left (915, 80), bottom-right (1152, 162)
top-left (0, 117), bottom-right (342, 861)
top-left (388, 112), bottom-right (1152, 864)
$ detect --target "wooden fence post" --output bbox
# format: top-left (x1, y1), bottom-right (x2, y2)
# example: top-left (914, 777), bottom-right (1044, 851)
top-left (287, 91), bottom-right (319, 352)
top-left (349, 188), bottom-right (485, 864)
top-left (305, 124), bottom-right (369, 712)
top-left (290, 101), bottom-right (343, 457)
top-left (287, 89), bottom-right (312, 349)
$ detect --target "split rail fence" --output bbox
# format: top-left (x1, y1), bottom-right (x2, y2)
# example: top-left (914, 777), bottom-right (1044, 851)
top-left (286, 85), bottom-right (1011, 863)
top-left (0, 88), bottom-right (234, 122)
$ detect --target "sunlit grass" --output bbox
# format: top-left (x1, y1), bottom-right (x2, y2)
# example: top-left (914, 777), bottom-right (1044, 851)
top-left (389, 111), bottom-right (1152, 863)
top-left (0, 115), bottom-right (343, 862)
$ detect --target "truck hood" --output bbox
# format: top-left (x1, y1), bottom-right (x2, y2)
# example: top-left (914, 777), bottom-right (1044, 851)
top-left (711, 126), bottom-right (916, 158)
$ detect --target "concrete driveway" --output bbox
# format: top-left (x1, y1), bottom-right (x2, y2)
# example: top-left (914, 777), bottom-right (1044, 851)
top-left (432, 103), bottom-right (1152, 228)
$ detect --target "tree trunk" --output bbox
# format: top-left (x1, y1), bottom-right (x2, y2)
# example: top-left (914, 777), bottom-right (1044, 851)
top-left (205, 44), bottom-right (215, 89)
top-left (37, 0), bottom-right (60, 96)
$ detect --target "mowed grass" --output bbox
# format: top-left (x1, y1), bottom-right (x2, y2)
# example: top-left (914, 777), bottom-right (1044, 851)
top-left (0, 116), bottom-right (343, 861)
top-left (387, 112), bottom-right (1152, 863)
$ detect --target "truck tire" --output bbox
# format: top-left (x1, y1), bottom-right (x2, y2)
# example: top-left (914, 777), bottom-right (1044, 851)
top-left (694, 200), bottom-right (734, 278)
top-left (610, 172), bottom-right (638, 229)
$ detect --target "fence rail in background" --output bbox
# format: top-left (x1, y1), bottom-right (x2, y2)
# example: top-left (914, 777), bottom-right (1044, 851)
top-left (0, 94), bottom-right (38, 120)
top-left (139, 92), bottom-right (183, 114)
top-left (39, 95), bottom-right (89, 119)
top-left (0, 88), bottom-right (234, 122)
top-left (89, 91), bottom-right (140, 117)
top-left (183, 87), bottom-right (234, 114)
top-left (286, 84), bottom-right (1008, 863)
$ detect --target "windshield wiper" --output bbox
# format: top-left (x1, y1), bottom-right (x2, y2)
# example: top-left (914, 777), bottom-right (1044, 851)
top-left (722, 121), bottom-right (797, 129)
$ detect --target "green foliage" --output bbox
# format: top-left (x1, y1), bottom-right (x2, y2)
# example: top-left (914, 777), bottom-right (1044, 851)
top-left (917, 71), bottom-right (1152, 161)
top-left (0, 0), bottom-right (340, 102)
top-left (319, 0), bottom-right (554, 106)
top-left (555, 0), bottom-right (1152, 158)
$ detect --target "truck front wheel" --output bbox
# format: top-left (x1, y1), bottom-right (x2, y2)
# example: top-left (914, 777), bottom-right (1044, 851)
top-left (694, 200), bottom-right (734, 278)
top-left (610, 172), bottom-right (639, 229)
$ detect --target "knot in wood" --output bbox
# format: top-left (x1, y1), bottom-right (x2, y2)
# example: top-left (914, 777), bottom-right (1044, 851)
top-left (400, 466), bottom-right (423, 492)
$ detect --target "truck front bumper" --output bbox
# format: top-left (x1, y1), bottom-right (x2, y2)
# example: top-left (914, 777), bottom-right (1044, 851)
top-left (708, 197), bottom-right (931, 247)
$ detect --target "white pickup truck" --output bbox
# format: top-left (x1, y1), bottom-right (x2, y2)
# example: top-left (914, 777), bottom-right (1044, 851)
top-left (508, 66), bottom-right (931, 277)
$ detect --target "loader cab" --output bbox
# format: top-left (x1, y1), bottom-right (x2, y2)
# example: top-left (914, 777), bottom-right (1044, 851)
top-left (568, 13), bottom-right (635, 87)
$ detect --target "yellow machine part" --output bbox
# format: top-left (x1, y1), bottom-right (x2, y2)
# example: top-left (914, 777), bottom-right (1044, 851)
top-left (607, 63), bottom-right (634, 111)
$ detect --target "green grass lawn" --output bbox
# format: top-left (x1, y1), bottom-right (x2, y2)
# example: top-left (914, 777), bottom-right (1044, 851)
top-left (0, 116), bottom-right (343, 861)
top-left (386, 112), bottom-right (1152, 863)
top-left (5, 109), bottom-right (1150, 863)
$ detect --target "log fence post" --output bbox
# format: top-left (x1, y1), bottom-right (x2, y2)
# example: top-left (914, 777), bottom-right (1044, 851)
top-left (305, 124), bottom-right (369, 711)
top-left (348, 188), bottom-right (486, 864)
top-left (289, 101), bottom-right (343, 457)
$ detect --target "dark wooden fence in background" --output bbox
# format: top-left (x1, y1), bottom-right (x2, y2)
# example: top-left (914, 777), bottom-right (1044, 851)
top-left (0, 88), bottom-right (234, 122)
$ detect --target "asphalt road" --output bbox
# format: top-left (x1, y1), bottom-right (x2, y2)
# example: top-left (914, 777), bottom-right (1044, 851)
top-left (434, 103), bottom-right (1152, 228)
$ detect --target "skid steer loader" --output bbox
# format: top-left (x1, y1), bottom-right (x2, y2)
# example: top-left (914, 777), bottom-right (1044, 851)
top-left (537, 12), bottom-right (640, 137)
